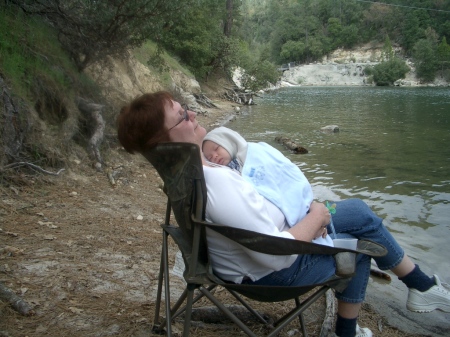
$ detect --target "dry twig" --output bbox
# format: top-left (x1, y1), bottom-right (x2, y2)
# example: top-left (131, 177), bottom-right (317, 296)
top-left (0, 282), bottom-right (35, 316)
top-left (1, 162), bottom-right (65, 175)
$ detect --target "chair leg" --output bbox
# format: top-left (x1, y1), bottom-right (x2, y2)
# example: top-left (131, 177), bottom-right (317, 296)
top-left (295, 297), bottom-right (308, 337)
top-left (269, 286), bottom-right (329, 337)
top-left (227, 289), bottom-right (271, 325)
top-left (199, 285), bottom-right (258, 337)
top-left (171, 285), bottom-right (217, 321)
top-left (152, 248), bottom-right (164, 327)
top-left (181, 284), bottom-right (197, 337)
top-left (152, 232), bottom-right (170, 335)
top-left (151, 231), bottom-right (174, 335)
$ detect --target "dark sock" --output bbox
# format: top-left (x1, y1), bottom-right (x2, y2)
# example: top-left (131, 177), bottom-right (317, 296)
top-left (399, 264), bottom-right (435, 292)
top-left (335, 314), bottom-right (357, 337)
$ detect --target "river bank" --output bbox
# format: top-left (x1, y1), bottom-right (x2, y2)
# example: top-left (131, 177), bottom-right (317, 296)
top-left (275, 45), bottom-right (449, 88)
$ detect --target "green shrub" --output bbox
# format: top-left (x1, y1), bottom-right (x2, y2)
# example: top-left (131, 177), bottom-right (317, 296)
top-left (365, 58), bottom-right (410, 86)
top-left (241, 60), bottom-right (280, 91)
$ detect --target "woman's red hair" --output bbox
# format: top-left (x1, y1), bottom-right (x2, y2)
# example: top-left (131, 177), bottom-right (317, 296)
top-left (117, 91), bottom-right (174, 154)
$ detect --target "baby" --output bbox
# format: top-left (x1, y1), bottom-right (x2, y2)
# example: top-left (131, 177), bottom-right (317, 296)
top-left (203, 126), bottom-right (333, 246)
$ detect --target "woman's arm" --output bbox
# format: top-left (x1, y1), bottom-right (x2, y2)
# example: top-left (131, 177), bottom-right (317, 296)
top-left (287, 201), bottom-right (331, 241)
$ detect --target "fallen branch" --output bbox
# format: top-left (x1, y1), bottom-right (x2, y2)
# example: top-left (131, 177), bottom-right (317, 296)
top-left (1, 162), bottom-right (65, 176)
top-left (189, 305), bottom-right (272, 324)
top-left (76, 97), bottom-right (105, 168)
top-left (221, 87), bottom-right (255, 105)
top-left (193, 93), bottom-right (217, 108)
top-left (320, 289), bottom-right (336, 337)
top-left (0, 281), bottom-right (35, 316)
top-left (106, 168), bottom-right (116, 187)
top-left (274, 136), bottom-right (308, 154)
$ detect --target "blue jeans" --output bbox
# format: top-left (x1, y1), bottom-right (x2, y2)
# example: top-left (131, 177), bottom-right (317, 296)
top-left (246, 198), bottom-right (405, 303)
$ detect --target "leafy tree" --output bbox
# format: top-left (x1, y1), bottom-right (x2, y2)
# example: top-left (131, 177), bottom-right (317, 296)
top-left (413, 39), bottom-right (438, 82)
top-left (280, 40), bottom-right (306, 63)
top-left (8, 0), bottom-right (191, 72)
top-left (381, 35), bottom-right (394, 61)
top-left (327, 18), bottom-right (343, 49)
top-left (365, 58), bottom-right (410, 86)
top-left (158, 0), bottom-right (242, 80)
top-left (401, 13), bottom-right (422, 54)
top-left (306, 36), bottom-right (325, 60)
top-left (340, 24), bottom-right (359, 48)
top-left (159, 5), bottom-right (221, 78)
top-left (437, 37), bottom-right (450, 73)
top-left (240, 60), bottom-right (279, 91)
top-left (361, 2), bottom-right (398, 42)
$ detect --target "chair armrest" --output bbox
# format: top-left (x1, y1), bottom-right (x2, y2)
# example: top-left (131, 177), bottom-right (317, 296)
top-left (201, 222), bottom-right (387, 257)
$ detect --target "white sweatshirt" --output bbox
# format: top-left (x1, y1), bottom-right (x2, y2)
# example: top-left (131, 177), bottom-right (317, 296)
top-left (203, 165), bottom-right (297, 284)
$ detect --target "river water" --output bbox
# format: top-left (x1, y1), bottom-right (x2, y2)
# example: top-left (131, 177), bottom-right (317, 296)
top-left (225, 86), bottom-right (450, 334)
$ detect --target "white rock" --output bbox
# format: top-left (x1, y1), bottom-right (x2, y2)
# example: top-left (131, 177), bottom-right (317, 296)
top-left (321, 125), bottom-right (340, 133)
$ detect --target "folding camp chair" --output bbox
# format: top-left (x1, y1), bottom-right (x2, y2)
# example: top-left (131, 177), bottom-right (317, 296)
top-left (142, 142), bottom-right (387, 337)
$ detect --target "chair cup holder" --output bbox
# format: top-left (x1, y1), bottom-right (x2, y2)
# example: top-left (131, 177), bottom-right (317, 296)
top-left (335, 252), bottom-right (357, 277)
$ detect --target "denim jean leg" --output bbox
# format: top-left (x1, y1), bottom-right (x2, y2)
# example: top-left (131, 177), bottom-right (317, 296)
top-left (331, 199), bottom-right (405, 270)
top-left (335, 252), bottom-right (372, 303)
top-left (254, 252), bottom-right (370, 303)
top-left (251, 254), bottom-right (336, 287)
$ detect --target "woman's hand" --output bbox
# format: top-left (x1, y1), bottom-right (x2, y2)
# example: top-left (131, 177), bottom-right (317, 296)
top-left (288, 201), bottom-right (331, 241)
top-left (309, 202), bottom-right (331, 228)
top-left (314, 227), bottom-right (328, 239)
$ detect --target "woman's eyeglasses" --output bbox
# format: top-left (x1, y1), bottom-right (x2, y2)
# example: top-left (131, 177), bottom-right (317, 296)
top-left (168, 104), bottom-right (189, 131)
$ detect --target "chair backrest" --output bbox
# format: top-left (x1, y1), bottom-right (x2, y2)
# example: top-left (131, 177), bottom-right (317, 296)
top-left (142, 142), bottom-right (210, 281)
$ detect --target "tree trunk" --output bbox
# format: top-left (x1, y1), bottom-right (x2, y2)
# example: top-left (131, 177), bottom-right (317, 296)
top-left (75, 97), bottom-right (105, 168)
top-left (224, 0), bottom-right (233, 37)
top-left (319, 289), bottom-right (336, 337)
top-left (274, 136), bottom-right (308, 154)
top-left (1, 75), bottom-right (28, 164)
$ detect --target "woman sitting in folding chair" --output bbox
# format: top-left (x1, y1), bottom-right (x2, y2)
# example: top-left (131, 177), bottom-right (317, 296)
top-left (117, 91), bottom-right (450, 337)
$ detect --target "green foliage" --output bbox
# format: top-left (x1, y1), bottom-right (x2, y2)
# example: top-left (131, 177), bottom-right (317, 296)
top-left (437, 37), bottom-right (450, 73)
top-left (341, 24), bottom-right (359, 48)
top-left (401, 13), bottom-right (422, 54)
top-left (280, 41), bottom-right (306, 63)
top-left (365, 58), bottom-right (410, 86)
top-left (8, 0), bottom-right (193, 72)
top-left (133, 41), bottom-right (194, 87)
top-left (239, 0), bottom-right (449, 69)
top-left (413, 39), bottom-right (438, 82)
top-left (240, 60), bottom-right (280, 91)
top-left (0, 6), bottom-right (85, 98)
top-left (158, 1), bottom-right (233, 79)
top-left (381, 35), bottom-right (394, 61)
top-left (327, 18), bottom-right (343, 49)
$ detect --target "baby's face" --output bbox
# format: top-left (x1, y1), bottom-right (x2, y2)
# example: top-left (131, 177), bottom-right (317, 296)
top-left (203, 140), bottom-right (232, 166)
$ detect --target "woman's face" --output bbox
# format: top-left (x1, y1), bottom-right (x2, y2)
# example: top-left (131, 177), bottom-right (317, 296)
top-left (164, 100), bottom-right (206, 146)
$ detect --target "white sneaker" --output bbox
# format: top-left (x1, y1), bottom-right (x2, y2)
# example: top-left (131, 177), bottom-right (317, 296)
top-left (356, 324), bottom-right (372, 337)
top-left (407, 274), bottom-right (450, 313)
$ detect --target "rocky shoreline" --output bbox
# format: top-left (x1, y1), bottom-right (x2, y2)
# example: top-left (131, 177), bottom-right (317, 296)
top-left (272, 45), bottom-right (449, 88)
top-left (277, 61), bottom-right (449, 88)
